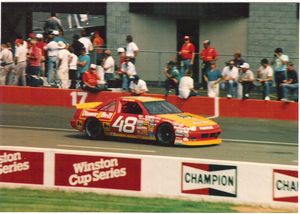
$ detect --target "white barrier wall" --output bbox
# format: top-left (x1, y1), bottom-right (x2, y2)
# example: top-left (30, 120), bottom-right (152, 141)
top-left (0, 146), bottom-right (298, 209)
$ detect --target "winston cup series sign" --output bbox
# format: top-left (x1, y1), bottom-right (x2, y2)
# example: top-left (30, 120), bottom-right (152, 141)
top-left (273, 169), bottom-right (298, 203)
top-left (0, 150), bottom-right (44, 184)
top-left (55, 154), bottom-right (141, 191)
top-left (182, 162), bottom-right (237, 197)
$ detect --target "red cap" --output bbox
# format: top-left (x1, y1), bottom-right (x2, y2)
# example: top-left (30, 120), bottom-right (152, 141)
top-left (15, 39), bottom-right (23, 44)
top-left (29, 33), bottom-right (36, 39)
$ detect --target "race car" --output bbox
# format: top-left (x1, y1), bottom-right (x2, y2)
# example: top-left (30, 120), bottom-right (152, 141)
top-left (70, 96), bottom-right (222, 146)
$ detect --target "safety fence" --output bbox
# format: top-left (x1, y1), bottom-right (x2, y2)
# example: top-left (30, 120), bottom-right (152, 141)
top-left (0, 146), bottom-right (297, 208)
top-left (0, 86), bottom-right (298, 121)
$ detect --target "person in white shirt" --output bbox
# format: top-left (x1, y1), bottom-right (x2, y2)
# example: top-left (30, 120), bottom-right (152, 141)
top-left (14, 39), bottom-right (27, 86)
top-left (178, 70), bottom-right (198, 99)
top-left (102, 50), bottom-right (115, 81)
top-left (129, 75), bottom-right (148, 96)
top-left (68, 46), bottom-right (78, 89)
top-left (44, 32), bottom-right (59, 84)
top-left (0, 43), bottom-right (15, 85)
top-left (257, 58), bottom-right (274, 100)
top-left (57, 41), bottom-right (71, 89)
top-left (79, 29), bottom-right (93, 55)
top-left (222, 60), bottom-right (239, 98)
top-left (239, 63), bottom-right (255, 99)
top-left (126, 35), bottom-right (139, 64)
top-left (121, 56), bottom-right (137, 90)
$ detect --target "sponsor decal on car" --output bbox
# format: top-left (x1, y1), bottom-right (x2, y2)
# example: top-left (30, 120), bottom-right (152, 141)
top-left (82, 110), bottom-right (98, 117)
top-left (199, 126), bottom-right (214, 130)
top-left (55, 154), bottom-right (141, 191)
top-left (182, 162), bottom-right (237, 197)
top-left (273, 169), bottom-right (298, 203)
top-left (0, 150), bottom-right (44, 184)
top-left (98, 112), bottom-right (113, 120)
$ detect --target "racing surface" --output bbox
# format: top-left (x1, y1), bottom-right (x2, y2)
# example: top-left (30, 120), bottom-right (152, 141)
top-left (0, 104), bottom-right (298, 165)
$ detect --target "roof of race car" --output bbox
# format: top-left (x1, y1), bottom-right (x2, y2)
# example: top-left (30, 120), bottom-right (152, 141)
top-left (120, 96), bottom-right (165, 102)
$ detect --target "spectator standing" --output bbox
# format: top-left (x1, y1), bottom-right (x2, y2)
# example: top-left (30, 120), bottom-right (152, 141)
top-left (0, 43), bottom-right (15, 85)
top-left (79, 29), bottom-right (93, 55)
top-left (82, 64), bottom-right (106, 93)
top-left (44, 31), bottom-right (59, 85)
top-left (92, 31), bottom-right (105, 65)
top-left (129, 75), bottom-right (148, 96)
top-left (57, 41), bottom-right (71, 89)
top-left (178, 69), bottom-right (198, 99)
top-left (179, 35), bottom-right (195, 77)
top-left (68, 46), bottom-right (78, 89)
top-left (200, 40), bottom-right (218, 89)
top-left (271, 48), bottom-right (289, 100)
top-left (126, 35), bottom-right (139, 64)
top-left (102, 50), bottom-right (115, 81)
top-left (257, 58), bottom-right (274, 100)
top-left (71, 34), bottom-right (84, 57)
top-left (53, 30), bottom-right (67, 44)
top-left (14, 39), bottom-right (27, 86)
top-left (280, 63), bottom-right (298, 102)
top-left (232, 50), bottom-right (245, 67)
top-left (204, 61), bottom-right (222, 98)
top-left (117, 47), bottom-right (126, 76)
top-left (27, 39), bottom-right (42, 86)
top-left (164, 60), bottom-right (180, 96)
top-left (239, 63), bottom-right (255, 99)
top-left (121, 56), bottom-right (136, 90)
top-left (44, 12), bottom-right (63, 36)
top-left (36, 34), bottom-right (46, 77)
top-left (222, 60), bottom-right (239, 98)
top-left (77, 48), bottom-right (91, 87)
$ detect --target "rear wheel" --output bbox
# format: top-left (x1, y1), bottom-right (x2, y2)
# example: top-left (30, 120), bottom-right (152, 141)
top-left (84, 118), bottom-right (104, 140)
top-left (156, 123), bottom-right (175, 146)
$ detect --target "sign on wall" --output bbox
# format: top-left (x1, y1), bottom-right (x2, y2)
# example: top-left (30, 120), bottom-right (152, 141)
top-left (273, 169), bottom-right (298, 203)
top-left (182, 162), bottom-right (237, 197)
top-left (0, 150), bottom-right (44, 184)
top-left (55, 154), bottom-right (141, 191)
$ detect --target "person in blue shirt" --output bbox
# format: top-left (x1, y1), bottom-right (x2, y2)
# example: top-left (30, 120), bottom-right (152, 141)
top-left (204, 61), bottom-right (222, 97)
top-left (77, 48), bottom-right (91, 88)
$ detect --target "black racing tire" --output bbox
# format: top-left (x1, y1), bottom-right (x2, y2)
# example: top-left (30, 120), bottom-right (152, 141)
top-left (84, 118), bottom-right (104, 140)
top-left (155, 123), bottom-right (175, 146)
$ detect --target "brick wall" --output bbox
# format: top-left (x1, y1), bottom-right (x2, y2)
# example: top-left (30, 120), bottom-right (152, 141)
top-left (247, 3), bottom-right (299, 70)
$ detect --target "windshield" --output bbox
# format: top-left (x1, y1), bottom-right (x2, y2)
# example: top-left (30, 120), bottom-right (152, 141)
top-left (142, 101), bottom-right (182, 115)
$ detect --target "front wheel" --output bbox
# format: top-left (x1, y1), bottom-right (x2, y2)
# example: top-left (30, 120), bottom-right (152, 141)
top-left (84, 118), bottom-right (104, 140)
top-left (155, 123), bottom-right (175, 146)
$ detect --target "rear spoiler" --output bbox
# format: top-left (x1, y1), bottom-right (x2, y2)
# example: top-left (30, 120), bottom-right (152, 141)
top-left (75, 102), bottom-right (102, 109)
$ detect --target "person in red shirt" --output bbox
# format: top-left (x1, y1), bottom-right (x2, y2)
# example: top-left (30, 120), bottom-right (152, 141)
top-left (27, 38), bottom-right (42, 86)
top-left (200, 40), bottom-right (218, 89)
top-left (83, 64), bottom-right (106, 93)
top-left (92, 31), bottom-right (105, 65)
top-left (179, 35), bottom-right (195, 77)
top-left (117, 47), bottom-right (126, 77)
top-left (36, 34), bottom-right (46, 77)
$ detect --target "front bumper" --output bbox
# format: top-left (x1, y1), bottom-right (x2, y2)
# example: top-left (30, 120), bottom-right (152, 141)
top-left (175, 138), bottom-right (222, 146)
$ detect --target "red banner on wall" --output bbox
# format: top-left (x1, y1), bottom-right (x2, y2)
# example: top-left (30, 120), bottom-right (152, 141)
top-left (55, 154), bottom-right (141, 191)
top-left (0, 150), bottom-right (44, 184)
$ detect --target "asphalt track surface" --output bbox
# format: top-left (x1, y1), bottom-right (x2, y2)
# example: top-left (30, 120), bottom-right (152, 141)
top-left (0, 104), bottom-right (298, 166)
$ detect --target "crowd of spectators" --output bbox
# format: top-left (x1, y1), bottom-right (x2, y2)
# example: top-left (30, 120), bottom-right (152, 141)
top-left (0, 13), bottom-right (298, 101)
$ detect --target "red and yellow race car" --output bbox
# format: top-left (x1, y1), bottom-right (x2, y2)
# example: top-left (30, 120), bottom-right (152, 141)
top-left (70, 96), bottom-right (222, 146)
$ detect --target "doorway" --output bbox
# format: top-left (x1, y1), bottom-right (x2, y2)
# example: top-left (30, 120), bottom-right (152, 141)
top-left (176, 19), bottom-right (200, 84)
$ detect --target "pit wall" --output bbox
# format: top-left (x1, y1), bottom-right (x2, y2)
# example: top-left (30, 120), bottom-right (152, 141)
top-left (0, 86), bottom-right (298, 121)
top-left (0, 146), bottom-right (297, 209)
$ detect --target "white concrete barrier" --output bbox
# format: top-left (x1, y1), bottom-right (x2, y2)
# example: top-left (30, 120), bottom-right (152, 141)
top-left (0, 146), bottom-right (297, 209)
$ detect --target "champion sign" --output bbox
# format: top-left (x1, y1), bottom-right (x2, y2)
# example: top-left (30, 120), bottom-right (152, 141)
top-left (55, 154), bottom-right (141, 191)
top-left (182, 162), bottom-right (237, 197)
top-left (0, 150), bottom-right (44, 184)
top-left (273, 169), bottom-right (298, 203)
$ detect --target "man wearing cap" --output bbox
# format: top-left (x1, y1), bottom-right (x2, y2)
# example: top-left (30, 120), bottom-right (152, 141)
top-left (164, 60), bottom-right (180, 96)
top-left (204, 61), bottom-right (222, 98)
top-left (36, 34), bottom-right (46, 77)
top-left (102, 50), bottom-right (115, 81)
top-left (126, 35), bottom-right (139, 64)
top-left (222, 60), bottom-right (239, 98)
top-left (239, 63), bottom-right (254, 99)
top-left (117, 47), bottom-right (126, 76)
top-left (271, 48), bottom-right (289, 100)
top-left (44, 31), bottom-right (59, 85)
top-left (44, 12), bottom-right (63, 36)
top-left (57, 41), bottom-right (71, 89)
top-left (179, 36), bottom-right (195, 77)
top-left (257, 58), bottom-right (274, 100)
top-left (92, 31), bottom-right (105, 65)
top-left (0, 43), bottom-right (15, 85)
top-left (280, 63), bottom-right (298, 102)
top-left (121, 56), bottom-right (137, 90)
top-left (82, 64), bottom-right (105, 93)
top-left (14, 39), bottom-right (27, 86)
top-left (200, 40), bottom-right (218, 89)
top-left (27, 39), bottom-right (42, 86)
top-left (77, 48), bottom-right (91, 88)
top-left (129, 75), bottom-right (148, 96)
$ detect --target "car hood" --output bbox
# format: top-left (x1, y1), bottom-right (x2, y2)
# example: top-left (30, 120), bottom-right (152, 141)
top-left (157, 113), bottom-right (217, 127)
